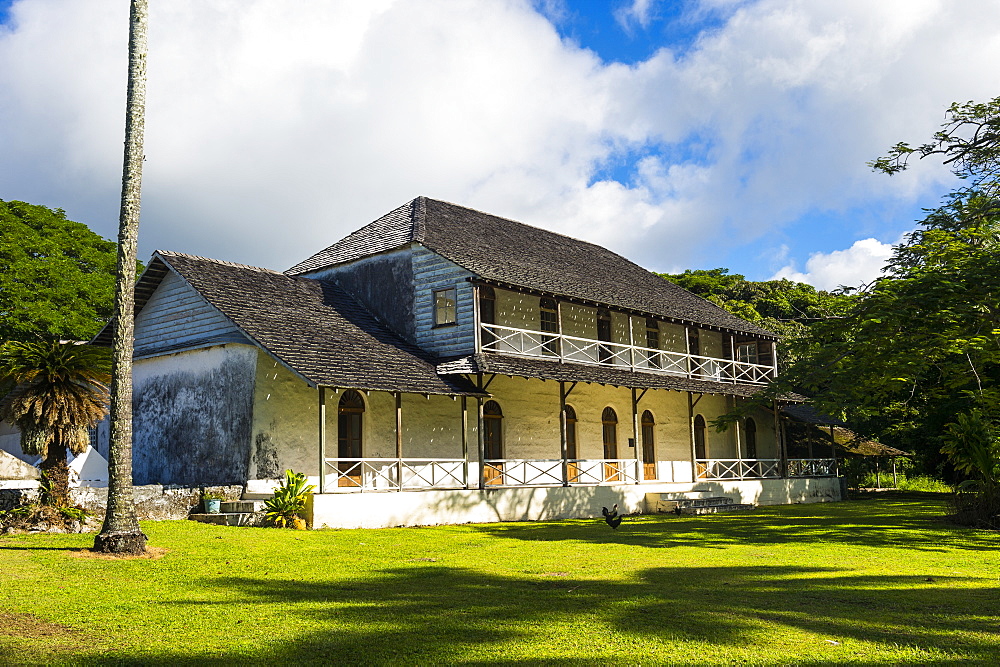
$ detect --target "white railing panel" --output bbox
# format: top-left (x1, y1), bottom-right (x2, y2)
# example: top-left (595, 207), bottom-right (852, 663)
top-left (567, 458), bottom-right (640, 485)
top-left (695, 458), bottom-right (783, 480)
top-left (480, 323), bottom-right (774, 385)
top-left (786, 459), bottom-right (837, 477)
top-left (483, 459), bottom-right (564, 487)
top-left (325, 458), bottom-right (468, 491)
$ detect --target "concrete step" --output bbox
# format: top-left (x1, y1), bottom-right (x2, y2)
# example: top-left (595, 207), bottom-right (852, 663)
top-left (221, 500), bottom-right (267, 513)
top-left (678, 503), bottom-right (756, 515)
top-left (189, 512), bottom-right (265, 527)
top-left (240, 492), bottom-right (274, 501)
top-left (675, 496), bottom-right (735, 508)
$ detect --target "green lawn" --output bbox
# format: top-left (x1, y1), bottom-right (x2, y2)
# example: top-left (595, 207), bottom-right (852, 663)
top-left (2, 492), bottom-right (998, 665)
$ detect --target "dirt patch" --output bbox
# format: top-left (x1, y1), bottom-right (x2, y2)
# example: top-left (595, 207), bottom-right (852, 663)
top-left (0, 613), bottom-right (76, 639)
top-left (69, 546), bottom-right (170, 560)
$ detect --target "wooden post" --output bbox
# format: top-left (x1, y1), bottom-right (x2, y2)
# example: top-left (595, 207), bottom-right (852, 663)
top-left (477, 374), bottom-right (486, 490)
top-left (829, 424), bottom-right (839, 478)
top-left (473, 283), bottom-right (482, 353)
top-left (892, 457), bottom-right (898, 488)
top-left (461, 396), bottom-right (469, 489)
top-left (395, 392), bottom-right (403, 492)
top-left (688, 392), bottom-right (697, 481)
top-left (732, 397), bottom-right (743, 478)
top-left (875, 457), bottom-right (882, 489)
top-left (559, 382), bottom-right (568, 486)
top-left (631, 387), bottom-right (640, 483)
top-left (318, 386), bottom-right (327, 494)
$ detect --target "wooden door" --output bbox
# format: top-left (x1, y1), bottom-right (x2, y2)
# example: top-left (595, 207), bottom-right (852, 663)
top-left (484, 400), bottom-right (504, 485)
top-left (565, 405), bottom-right (579, 483)
top-left (338, 390), bottom-right (364, 487)
top-left (602, 407), bottom-right (620, 482)
top-left (641, 410), bottom-right (656, 480)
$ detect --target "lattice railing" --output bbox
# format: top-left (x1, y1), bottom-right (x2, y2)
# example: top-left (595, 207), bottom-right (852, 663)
top-left (482, 459), bottom-right (563, 487)
top-left (324, 458), bottom-right (467, 491)
top-left (786, 459), bottom-right (837, 477)
top-left (480, 323), bottom-right (774, 385)
top-left (695, 458), bottom-right (783, 480)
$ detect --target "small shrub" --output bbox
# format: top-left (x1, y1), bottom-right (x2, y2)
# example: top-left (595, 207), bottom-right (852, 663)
top-left (264, 470), bottom-right (315, 528)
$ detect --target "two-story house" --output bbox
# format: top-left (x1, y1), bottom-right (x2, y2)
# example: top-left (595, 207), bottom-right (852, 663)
top-left (94, 197), bottom-right (840, 528)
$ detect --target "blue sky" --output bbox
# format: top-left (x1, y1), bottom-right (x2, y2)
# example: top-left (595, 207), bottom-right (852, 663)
top-left (0, 0), bottom-right (993, 289)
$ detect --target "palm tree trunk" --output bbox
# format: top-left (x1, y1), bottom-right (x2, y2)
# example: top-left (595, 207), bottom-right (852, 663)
top-left (40, 436), bottom-right (70, 508)
top-left (94, 0), bottom-right (149, 555)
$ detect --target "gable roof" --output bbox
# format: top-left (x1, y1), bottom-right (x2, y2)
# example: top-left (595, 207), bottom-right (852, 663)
top-left (286, 197), bottom-right (777, 339)
top-left (95, 252), bottom-right (482, 396)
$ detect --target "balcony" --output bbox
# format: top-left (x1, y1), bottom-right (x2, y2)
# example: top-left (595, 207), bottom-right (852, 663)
top-left (480, 323), bottom-right (775, 385)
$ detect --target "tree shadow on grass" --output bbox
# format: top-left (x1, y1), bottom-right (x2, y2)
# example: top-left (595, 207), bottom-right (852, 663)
top-left (469, 493), bottom-right (1000, 553)
top-left (73, 563), bottom-right (1000, 665)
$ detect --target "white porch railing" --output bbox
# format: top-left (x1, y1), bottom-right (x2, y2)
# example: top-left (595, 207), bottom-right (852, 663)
top-left (483, 459), bottom-right (563, 486)
top-left (480, 323), bottom-right (773, 385)
top-left (786, 458), bottom-right (837, 477)
top-left (566, 458), bottom-right (641, 485)
top-left (324, 458), bottom-right (466, 491)
top-left (695, 458), bottom-right (783, 480)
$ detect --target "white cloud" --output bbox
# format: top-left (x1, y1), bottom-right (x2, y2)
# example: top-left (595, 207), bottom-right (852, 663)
top-left (771, 238), bottom-right (894, 290)
top-left (614, 0), bottom-right (659, 30)
top-left (0, 0), bottom-right (998, 277)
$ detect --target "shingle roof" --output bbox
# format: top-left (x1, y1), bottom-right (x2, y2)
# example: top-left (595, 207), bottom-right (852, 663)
top-left (106, 251), bottom-right (482, 396)
top-left (438, 353), bottom-right (788, 398)
top-left (287, 197), bottom-right (777, 339)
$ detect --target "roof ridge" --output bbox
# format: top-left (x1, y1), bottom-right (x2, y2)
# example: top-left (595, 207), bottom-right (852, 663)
top-left (155, 250), bottom-right (283, 275)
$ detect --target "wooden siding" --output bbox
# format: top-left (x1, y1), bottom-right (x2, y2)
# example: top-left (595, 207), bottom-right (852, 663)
top-left (412, 245), bottom-right (476, 358)
top-left (303, 248), bottom-right (417, 343)
top-left (134, 270), bottom-right (247, 355)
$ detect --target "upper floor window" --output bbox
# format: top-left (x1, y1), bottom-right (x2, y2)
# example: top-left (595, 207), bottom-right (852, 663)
top-left (736, 342), bottom-right (759, 365)
top-left (540, 297), bottom-right (558, 333)
top-left (434, 287), bottom-right (457, 326)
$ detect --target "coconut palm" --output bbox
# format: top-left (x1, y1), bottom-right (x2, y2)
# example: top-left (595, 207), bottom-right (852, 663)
top-left (0, 340), bottom-right (111, 507)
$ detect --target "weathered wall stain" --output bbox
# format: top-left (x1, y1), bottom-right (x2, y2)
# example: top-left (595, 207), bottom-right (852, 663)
top-left (132, 347), bottom-right (256, 486)
top-left (252, 430), bottom-right (280, 480)
top-left (326, 251), bottom-right (415, 342)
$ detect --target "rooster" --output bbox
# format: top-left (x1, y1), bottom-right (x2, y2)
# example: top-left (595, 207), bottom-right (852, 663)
top-left (602, 504), bottom-right (623, 529)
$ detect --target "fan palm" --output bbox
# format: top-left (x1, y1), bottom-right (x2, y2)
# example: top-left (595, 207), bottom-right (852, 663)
top-left (0, 340), bottom-right (111, 506)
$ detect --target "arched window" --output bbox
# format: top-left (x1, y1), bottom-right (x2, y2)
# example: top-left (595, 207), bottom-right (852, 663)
top-left (693, 414), bottom-right (706, 459)
top-left (641, 410), bottom-right (656, 480)
top-left (563, 405), bottom-right (577, 460)
top-left (483, 400), bottom-right (503, 459)
top-left (745, 417), bottom-right (757, 459)
top-left (338, 390), bottom-right (365, 487)
top-left (483, 400), bottom-right (504, 486)
top-left (602, 407), bottom-right (618, 459)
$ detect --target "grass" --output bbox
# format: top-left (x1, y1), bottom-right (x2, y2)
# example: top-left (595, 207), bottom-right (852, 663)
top-left (1, 492), bottom-right (999, 664)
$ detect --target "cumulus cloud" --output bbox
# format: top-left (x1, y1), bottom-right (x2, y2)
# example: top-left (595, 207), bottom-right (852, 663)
top-left (0, 0), bottom-right (997, 276)
top-left (772, 238), bottom-right (894, 290)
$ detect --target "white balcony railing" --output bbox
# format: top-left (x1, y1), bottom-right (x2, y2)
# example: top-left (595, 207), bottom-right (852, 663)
top-left (695, 458), bottom-right (783, 480)
top-left (786, 458), bottom-right (837, 477)
top-left (324, 458), bottom-right (467, 491)
top-left (480, 323), bottom-right (774, 385)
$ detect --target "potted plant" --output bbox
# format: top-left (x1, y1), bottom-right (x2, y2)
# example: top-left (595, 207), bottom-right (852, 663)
top-left (201, 490), bottom-right (225, 514)
top-left (264, 469), bottom-right (315, 529)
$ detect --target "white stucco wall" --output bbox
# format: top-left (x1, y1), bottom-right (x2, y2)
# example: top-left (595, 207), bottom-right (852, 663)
top-left (310, 477), bottom-right (842, 529)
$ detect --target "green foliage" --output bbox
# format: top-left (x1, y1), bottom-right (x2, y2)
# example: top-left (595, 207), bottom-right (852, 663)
top-left (200, 490), bottom-right (225, 502)
top-left (264, 469), bottom-right (315, 528)
top-left (0, 200), bottom-right (128, 343)
top-left (767, 95), bottom-right (1000, 479)
top-left (58, 506), bottom-right (90, 522)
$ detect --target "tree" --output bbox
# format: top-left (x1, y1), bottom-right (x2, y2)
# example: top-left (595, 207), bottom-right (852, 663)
top-left (94, 0), bottom-right (148, 556)
top-left (0, 340), bottom-right (111, 507)
top-left (772, 97), bottom-right (1000, 486)
top-left (0, 200), bottom-right (118, 343)
top-left (660, 268), bottom-right (854, 369)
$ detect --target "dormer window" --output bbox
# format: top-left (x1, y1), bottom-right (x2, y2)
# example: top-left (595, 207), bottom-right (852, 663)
top-left (434, 287), bottom-right (457, 326)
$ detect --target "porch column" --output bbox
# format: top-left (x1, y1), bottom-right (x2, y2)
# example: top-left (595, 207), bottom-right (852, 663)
top-left (473, 283), bottom-right (482, 353)
top-left (687, 392), bottom-right (697, 481)
top-left (829, 424), bottom-right (838, 478)
top-left (779, 413), bottom-right (789, 478)
top-left (732, 397), bottom-right (743, 479)
top-left (772, 400), bottom-right (782, 477)
top-left (631, 387), bottom-right (640, 483)
top-left (318, 386), bottom-right (327, 494)
top-left (477, 374), bottom-right (486, 490)
top-left (559, 381), bottom-right (568, 487)
top-left (395, 392), bottom-right (403, 492)
top-left (461, 396), bottom-right (470, 489)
